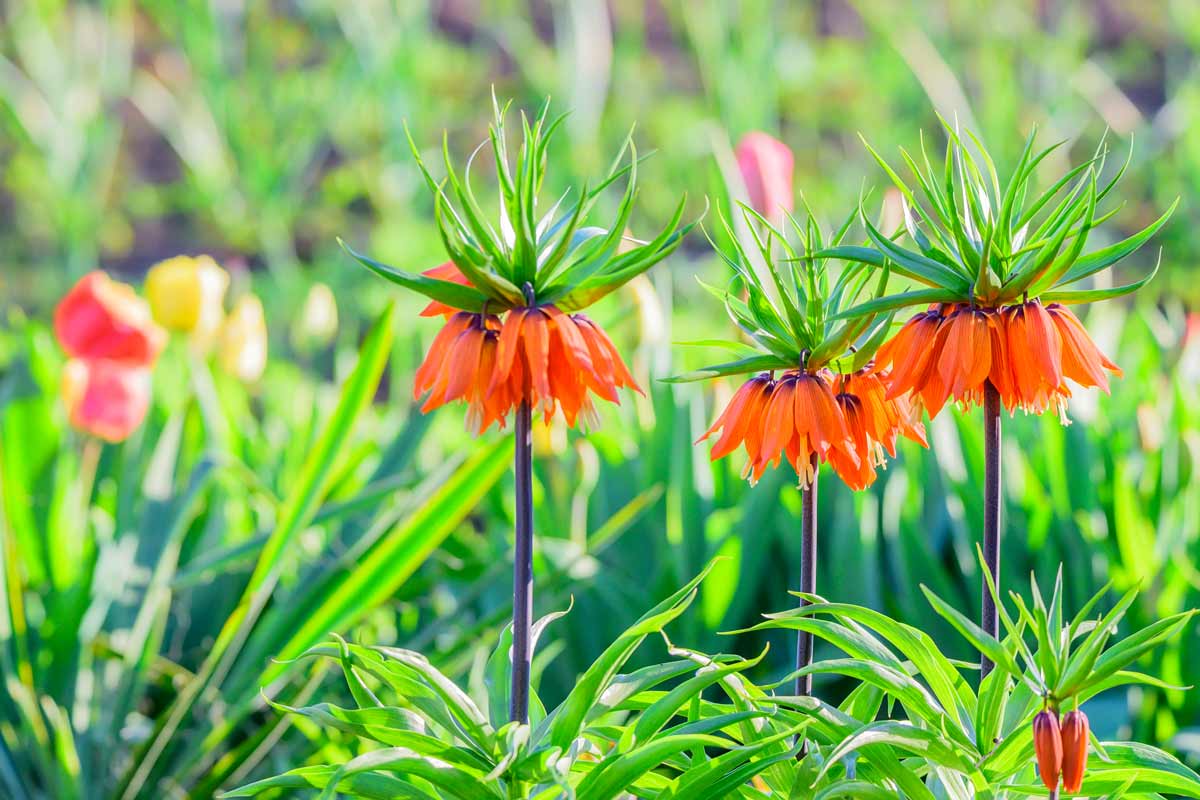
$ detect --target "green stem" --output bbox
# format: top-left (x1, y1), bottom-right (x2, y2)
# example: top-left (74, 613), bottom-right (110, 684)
top-left (510, 402), bottom-right (534, 723)
top-left (795, 455), bottom-right (818, 697)
top-left (981, 382), bottom-right (1002, 678)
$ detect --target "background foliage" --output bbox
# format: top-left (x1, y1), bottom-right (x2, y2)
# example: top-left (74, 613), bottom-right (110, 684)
top-left (1, 0), bottom-right (1197, 795)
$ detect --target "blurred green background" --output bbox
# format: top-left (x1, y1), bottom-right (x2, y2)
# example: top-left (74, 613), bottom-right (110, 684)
top-left (2, 0), bottom-right (1199, 795)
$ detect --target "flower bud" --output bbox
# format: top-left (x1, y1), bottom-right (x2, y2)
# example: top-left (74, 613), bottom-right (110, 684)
top-left (293, 282), bottom-right (339, 350)
top-left (1061, 710), bottom-right (1089, 793)
top-left (734, 131), bottom-right (794, 224)
top-left (61, 358), bottom-right (152, 443)
top-left (145, 255), bottom-right (229, 345)
top-left (54, 271), bottom-right (165, 366)
top-left (219, 294), bottom-right (268, 383)
top-left (1033, 710), bottom-right (1063, 791)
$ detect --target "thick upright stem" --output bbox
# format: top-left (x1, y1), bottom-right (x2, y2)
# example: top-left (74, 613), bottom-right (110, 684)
top-left (795, 456), bottom-right (818, 697)
top-left (510, 402), bottom-right (534, 723)
top-left (981, 382), bottom-right (1002, 678)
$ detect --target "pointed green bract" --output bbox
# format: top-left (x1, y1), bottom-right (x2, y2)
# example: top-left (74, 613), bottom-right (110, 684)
top-left (827, 126), bottom-right (1172, 317)
top-left (671, 200), bottom-right (896, 383)
top-left (347, 98), bottom-right (690, 313)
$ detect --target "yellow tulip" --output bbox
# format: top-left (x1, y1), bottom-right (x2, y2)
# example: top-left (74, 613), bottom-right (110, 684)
top-left (145, 255), bottom-right (229, 345)
top-left (219, 294), bottom-right (268, 383)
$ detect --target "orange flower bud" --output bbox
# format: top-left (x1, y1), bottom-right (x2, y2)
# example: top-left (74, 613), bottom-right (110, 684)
top-left (734, 132), bottom-right (794, 224)
top-left (61, 358), bottom-right (152, 443)
top-left (1061, 710), bottom-right (1090, 793)
top-left (1033, 710), bottom-right (1063, 792)
top-left (54, 272), bottom-right (165, 366)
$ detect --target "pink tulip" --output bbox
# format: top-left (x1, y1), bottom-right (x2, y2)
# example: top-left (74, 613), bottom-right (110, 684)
top-left (735, 132), bottom-right (794, 223)
top-left (54, 272), bottom-right (166, 366)
top-left (60, 358), bottom-right (152, 443)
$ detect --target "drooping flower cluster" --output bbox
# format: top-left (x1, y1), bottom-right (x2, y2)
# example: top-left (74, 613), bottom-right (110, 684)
top-left (55, 271), bottom-right (166, 442)
top-left (414, 303), bottom-right (639, 433)
top-left (349, 100), bottom-right (686, 436)
top-left (699, 365), bottom-right (926, 490)
top-left (829, 367), bottom-right (928, 489)
top-left (876, 300), bottom-right (1121, 421)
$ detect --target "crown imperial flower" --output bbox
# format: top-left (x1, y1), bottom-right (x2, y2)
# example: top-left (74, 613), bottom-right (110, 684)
top-left (678, 197), bottom-right (926, 489)
top-left (346, 98), bottom-right (689, 432)
top-left (830, 125), bottom-right (1171, 422)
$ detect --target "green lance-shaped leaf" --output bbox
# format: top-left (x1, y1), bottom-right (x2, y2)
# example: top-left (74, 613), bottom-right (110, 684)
top-left (264, 697), bottom-right (433, 749)
top-left (320, 747), bottom-right (503, 800)
top-left (662, 727), bottom-right (801, 800)
top-left (624, 647), bottom-right (768, 747)
top-left (1054, 198), bottom-right (1177, 287)
top-left (757, 597), bottom-right (973, 731)
top-left (1040, 252), bottom-right (1161, 305)
top-left (664, 353), bottom-right (792, 383)
top-left (829, 287), bottom-right (959, 321)
top-left (575, 731), bottom-right (742, 800)
top-left (1061, 610), bottom-right (1196, 698)
top-left (1009, 742), bottom-right (1200, 798)
top-left (783, 659), bottom-right (974, 752)
top-left (485, 602), bottom-right (572, 730)
top-left (339, 239), bottom-right (490, 312)
top-left (219, 766), bottom-right (430, 799)
top-left (541, 561), bottom-right (717, 750)
top-left (920, 584), bottom-right (1024, 682)
top-left (119, 304), bottom-right (396, 800)
top-left (817, 719), bottom-right (978, 782)
top-left (369, 647), bottom-right (493, 754)
top-left (261, 439), bottom-right (513, 685)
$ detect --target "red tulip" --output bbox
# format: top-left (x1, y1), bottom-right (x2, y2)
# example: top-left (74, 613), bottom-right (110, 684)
top-left (735, 131), bottom-right (794, 223)
top-left (1033, 710), bottom-right (1063, 792)
top-left (60, 358), bottom-right (152, 443)
top-left (54, 271), bottom-right (166, 366)
top-left (1061, 710), bottom-right (1090, 793)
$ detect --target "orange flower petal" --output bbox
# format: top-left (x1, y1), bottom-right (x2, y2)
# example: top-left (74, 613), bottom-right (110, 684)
top-left (415, 312), bottom-right (474, 398)
top-left (1048, 304), bottom-right (1122, 391)
top-left (491, 308), bottom-right (528, 395)
top-left (419, 262), bottom-right (471, 317)
top-left (760, 377), bottom-right (797, 470)
top-left (522, 309), bottom-right (553, 409)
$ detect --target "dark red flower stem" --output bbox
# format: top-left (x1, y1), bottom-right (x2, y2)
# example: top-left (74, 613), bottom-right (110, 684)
top-left (981, 381), bottom-right (1002, 678)
top-left (795, 454), bottom-right (818, 697)
top-left (510, 400), bottom-right (534, 723)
